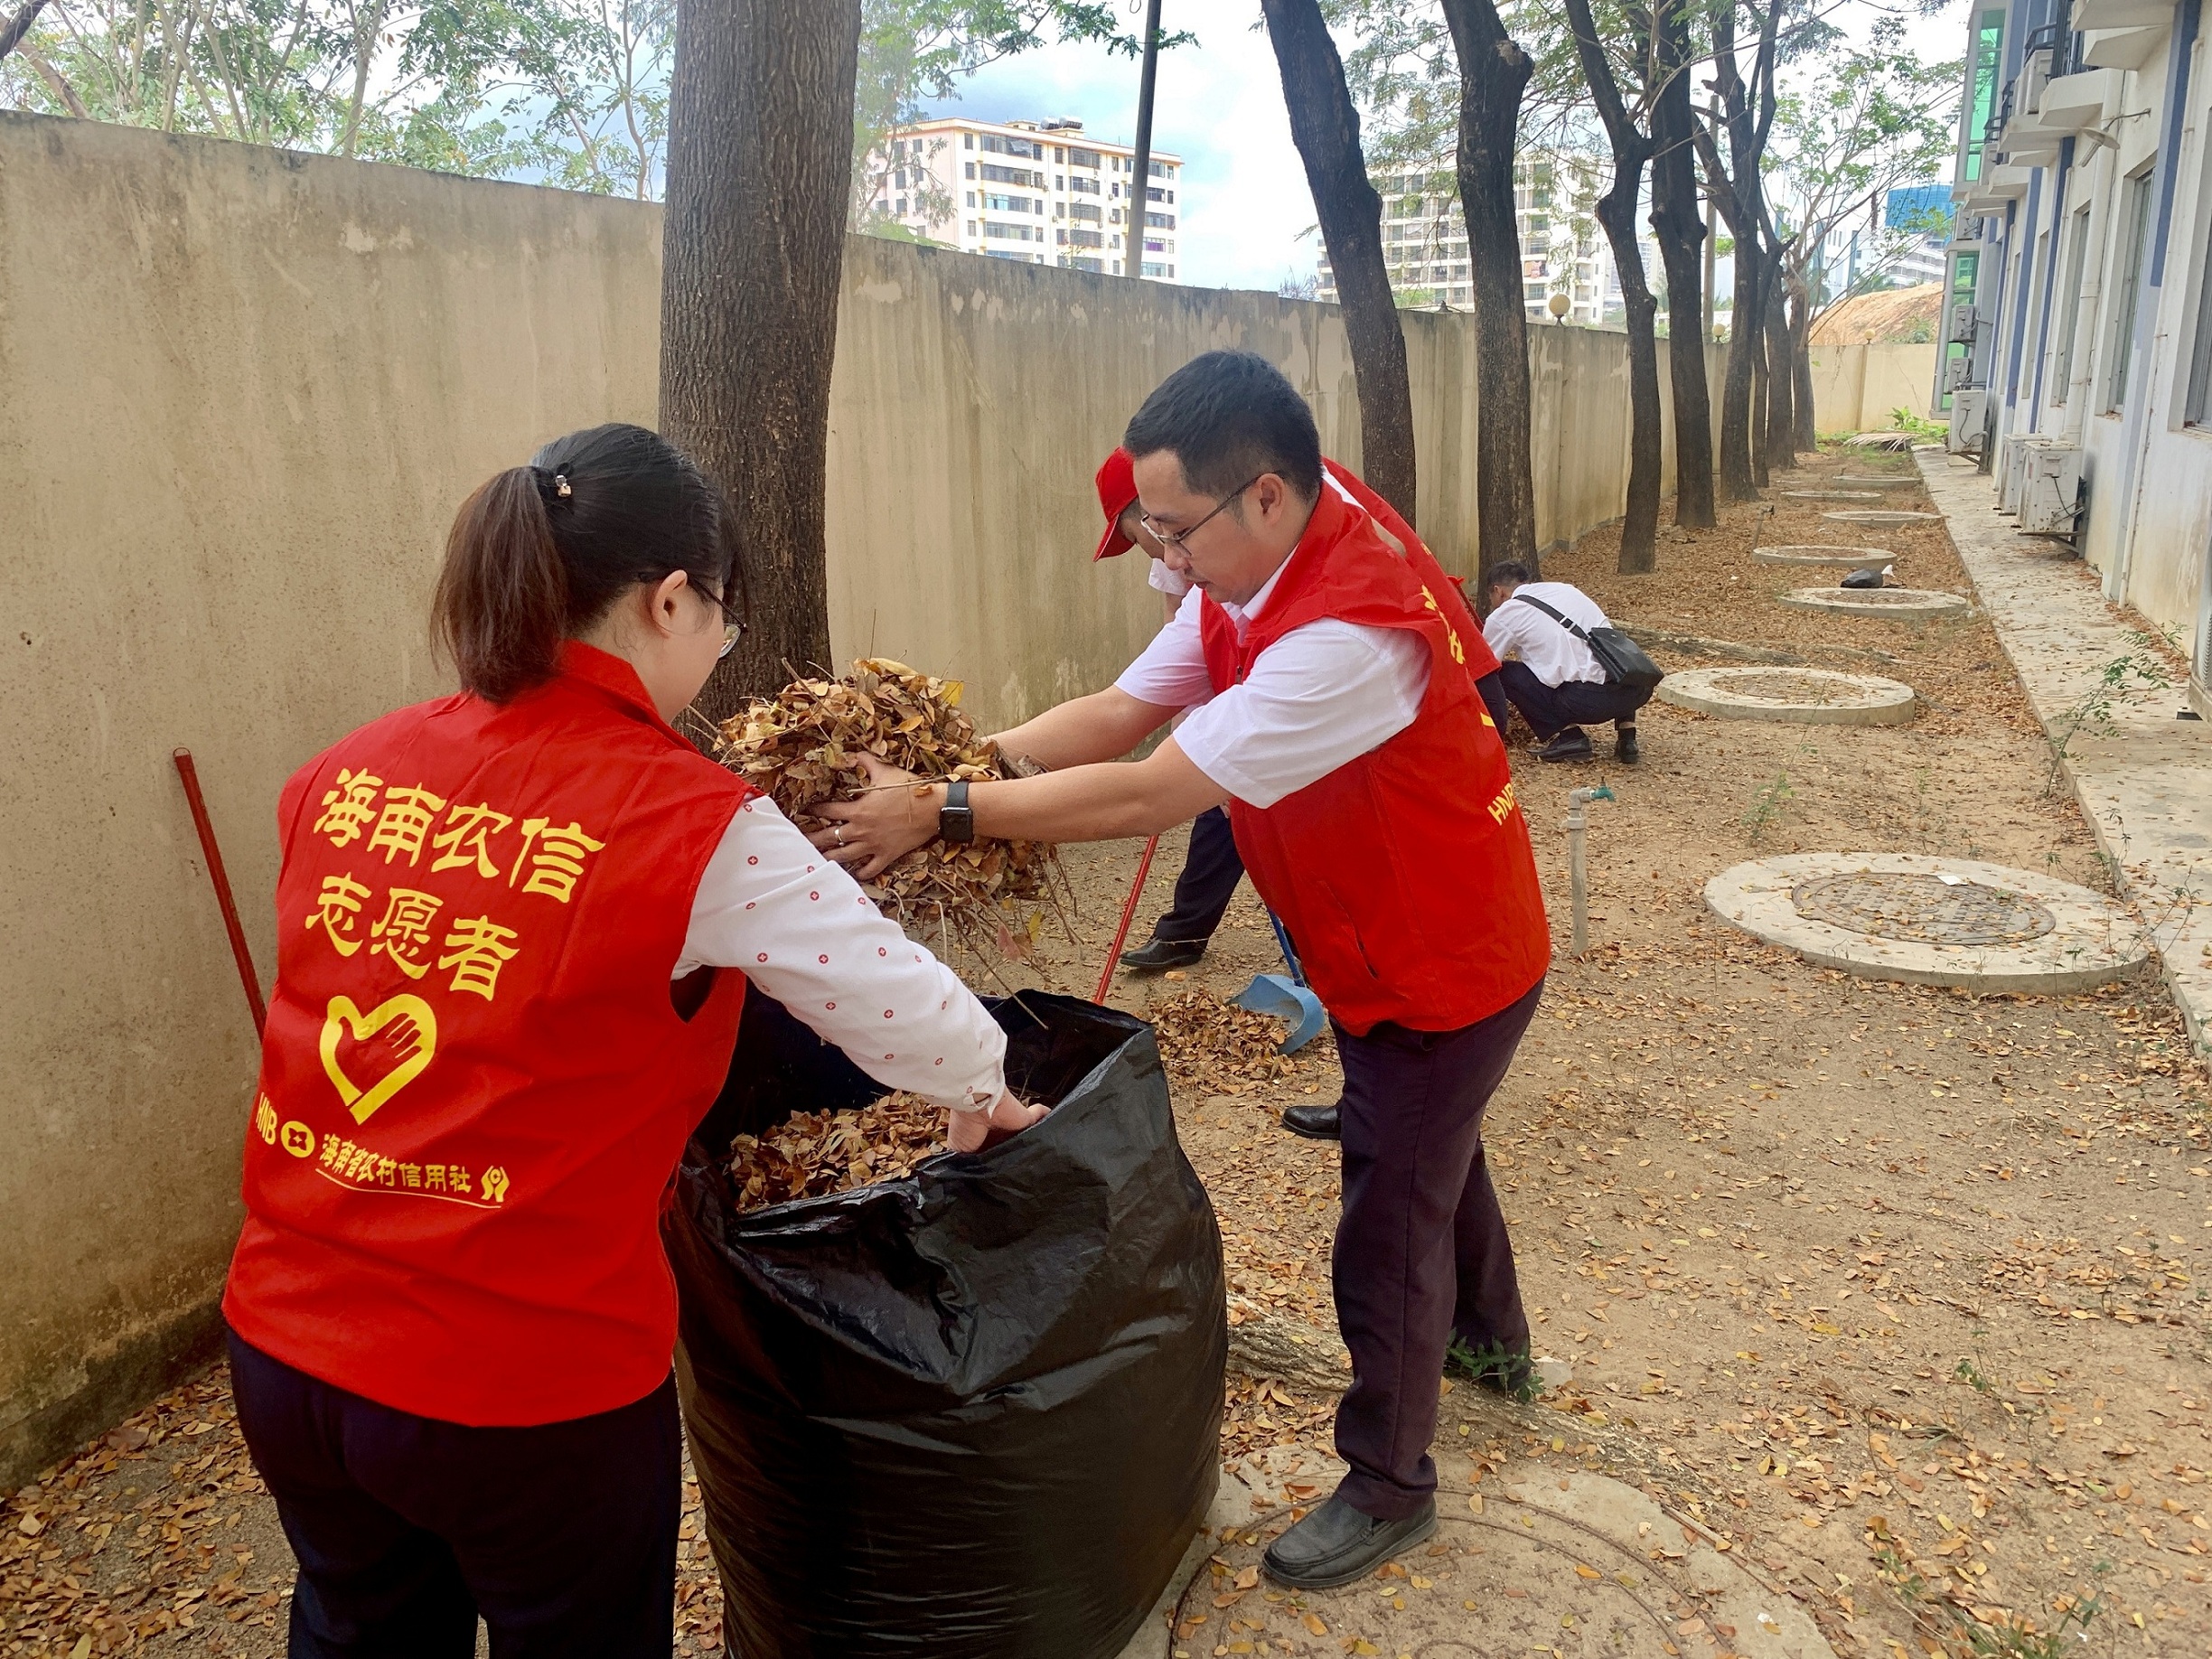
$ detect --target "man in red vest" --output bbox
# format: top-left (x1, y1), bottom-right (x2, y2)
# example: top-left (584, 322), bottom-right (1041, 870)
top-left (821, 351), bottom-right (1551, 1589)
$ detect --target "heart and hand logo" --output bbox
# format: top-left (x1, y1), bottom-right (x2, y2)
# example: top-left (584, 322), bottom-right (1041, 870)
top-left (319, 995), bottom-right (437, 1124)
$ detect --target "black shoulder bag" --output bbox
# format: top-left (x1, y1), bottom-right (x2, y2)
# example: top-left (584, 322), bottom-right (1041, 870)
top-left (1510, 593), bottom-right (1664, 692)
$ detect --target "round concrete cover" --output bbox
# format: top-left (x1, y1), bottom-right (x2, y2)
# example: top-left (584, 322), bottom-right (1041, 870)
top-left (1822, 509), bottom-right (1943, 526)
top-left (1776, 586), bottom-right (1970, 618)
top-left (1159, 1467), bottom-right (1834, 1659)
top-left (1778, 489), bottom-right (1885, 501)
top-left (1832, 474), bottom-right (1917, 488)
top-left (1705, 852), bottom-right (2151, 992)
top-left (1655, 667), bottom-right (1917, 725)
top-left (1751, 544), bottom-right (1892, 567)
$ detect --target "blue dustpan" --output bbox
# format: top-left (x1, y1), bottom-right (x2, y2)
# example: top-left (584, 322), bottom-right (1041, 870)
top-left (1230, 912), bottom-right (1327, 1054)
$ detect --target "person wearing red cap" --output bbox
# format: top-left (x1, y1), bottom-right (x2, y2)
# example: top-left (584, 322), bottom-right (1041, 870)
top-left (823, 353), bottom-right (1551, 1591)
top-left (1091, 445), bottom-right (1513, 1151)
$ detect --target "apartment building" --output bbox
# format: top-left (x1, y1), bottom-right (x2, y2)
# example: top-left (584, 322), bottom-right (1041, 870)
top-left (1313, 155), bottom-right (1640, 325)
top-left (866, 117), bottom-right (1185, 280)
top-left (1940, 0), bottom-right (2212, 712)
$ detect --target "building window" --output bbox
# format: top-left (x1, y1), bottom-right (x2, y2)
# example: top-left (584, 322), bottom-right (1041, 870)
top-left (1070, 147), bottom-right (1101, 169)
top-left (965, 162), bottom-right (975, 179)
top-left (1142, 261), bottom-right (1170, 276)
top-left (1071, 176), bottom-right (1101, 195)
top-left (979, 164), bottom-right (1044, 188)
top-left (2188, 213), bottom-right (2212, 426)
top-left (1145, 212), bottom-right (1175, 230)
top-left (2104, 167), bottom-right (2155, 413)
top-left (964, 134), bottom-right (973, 148)
top-left (1069, 229), bottom-right (1104, 248)
top-left (1070, 202), bottom-right (1101, 223)
top-left (2052, 205), bottom-right (2091, 406)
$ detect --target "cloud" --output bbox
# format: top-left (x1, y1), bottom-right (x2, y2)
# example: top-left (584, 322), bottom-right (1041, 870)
top-left (920, 0), bottom-right (1320, 294)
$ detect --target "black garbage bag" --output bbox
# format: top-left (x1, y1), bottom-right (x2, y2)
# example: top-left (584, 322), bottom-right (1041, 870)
top-left (665, 988), bottom-right (1225, 1659)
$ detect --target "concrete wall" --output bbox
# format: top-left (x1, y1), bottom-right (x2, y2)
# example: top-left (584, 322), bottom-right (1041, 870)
top-left (1807, 342), bottom-right (1943, 432)
top-left (0, 110), bottom-right (1714, 1488)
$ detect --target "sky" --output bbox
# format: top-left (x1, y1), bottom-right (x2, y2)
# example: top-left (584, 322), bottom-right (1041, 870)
top-left (923, 0), bottom-right (1976, 295)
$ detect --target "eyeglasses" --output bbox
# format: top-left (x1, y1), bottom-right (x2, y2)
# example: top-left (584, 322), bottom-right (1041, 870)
top-left (644, 571), bottom-right (747, 658)
top-left (698, 583), bottom-right (747, 659)
top-left (1139, 476), bottom-right (1262, 553)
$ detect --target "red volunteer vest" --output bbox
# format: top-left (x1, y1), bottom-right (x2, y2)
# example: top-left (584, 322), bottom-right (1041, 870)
top-left (1318, 464), bottom-right (1502, 683)
top-left (1199, 488), bottom-right (1549, 1036)
top-left (224, 644), bottom-right (752, 1426)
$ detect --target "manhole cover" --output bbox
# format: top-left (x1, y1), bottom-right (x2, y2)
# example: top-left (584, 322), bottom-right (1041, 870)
top-left (1703, 853), bottom-right (2151, 992)
top-left (1729, 670), bottom-right (1853, 702)
top-left (1823, 509), bottom-right (1942, 527)
top-left (1791, 871), bottom-right (2057, 945)
top-left (1654, 667), bottom-right (1917, 725)
top-left (1777, 586), bottom-right (1971, 619)
top-left (1751, 544), bottom-right (1892, 567)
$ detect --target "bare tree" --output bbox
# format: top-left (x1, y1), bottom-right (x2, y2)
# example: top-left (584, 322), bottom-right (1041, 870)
top-left (1649, 0), bottom-right (1714, 526)
top-left (1556, 0), bottom-right (1662, 572)
top-left (661, 0), bottom-right (862, 715)
top-left (1439, 0), bottom-right (1539, 575)
top-left (1262, 0), bottom-right (1419, 520)
top-left (1692, 0), bottom-right (1779, 501)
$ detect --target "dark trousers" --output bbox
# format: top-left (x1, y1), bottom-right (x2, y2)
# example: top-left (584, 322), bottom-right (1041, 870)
top-left (1495, 660), bottom-right (1651, 740)
top-left (1149, 804), bottom-right (1245, 944)
top-left (1331, 979), bottom-right (1543, 1521)
top-left (227, 1332), bottom-right (681, 1658)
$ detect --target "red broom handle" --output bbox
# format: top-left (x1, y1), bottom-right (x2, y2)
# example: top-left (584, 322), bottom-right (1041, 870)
top-left (173, 748), bottom-right (267, 1038)
top-left (1092, 833), bottom-right (1163, 1003)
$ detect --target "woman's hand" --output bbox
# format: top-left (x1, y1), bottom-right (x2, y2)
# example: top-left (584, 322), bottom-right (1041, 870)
top-left (946, 1090), bottom-right (1050, 1153)
top-left (809, 754), bottom-right (941, 878)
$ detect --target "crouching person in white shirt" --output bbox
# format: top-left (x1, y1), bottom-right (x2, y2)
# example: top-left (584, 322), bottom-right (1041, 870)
top-left (1478, 563), bottom-right (1652, 764)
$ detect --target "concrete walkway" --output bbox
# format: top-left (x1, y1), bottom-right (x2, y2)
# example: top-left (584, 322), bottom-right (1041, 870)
top-left (1917, 451), bottom-right (2212, 1068)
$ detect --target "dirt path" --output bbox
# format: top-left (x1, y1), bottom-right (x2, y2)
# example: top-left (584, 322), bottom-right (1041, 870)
top-left (5, 446), bottom-right (2208, 1659)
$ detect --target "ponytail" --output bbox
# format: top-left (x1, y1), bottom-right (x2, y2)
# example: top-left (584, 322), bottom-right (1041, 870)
top-left (432, 468), bottom-right (570, 703)
top-left (429, 424), bottom-right (740, 702)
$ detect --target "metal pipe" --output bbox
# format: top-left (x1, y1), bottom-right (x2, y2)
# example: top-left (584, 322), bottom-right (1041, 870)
top-left (173, 747), bottom-right (267, 1037)
top-left (1563, 785), bottom-right (1614, 957)
top-left (1126, 0), bottom-right (1163, 279)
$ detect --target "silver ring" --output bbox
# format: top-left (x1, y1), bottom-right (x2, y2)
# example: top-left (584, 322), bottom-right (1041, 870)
top-left (834, 826), bottom-right (846, 845)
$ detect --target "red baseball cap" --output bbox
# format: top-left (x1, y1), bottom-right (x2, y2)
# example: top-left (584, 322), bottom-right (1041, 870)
top-left (1092, 447), bottom-right (1140, 561)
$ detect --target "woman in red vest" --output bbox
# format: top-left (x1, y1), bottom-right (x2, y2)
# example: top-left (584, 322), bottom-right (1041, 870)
top-left (223, 423), bottom-right (1038, 1657)
top-left (823, 355), bottom-right (1550, 1592)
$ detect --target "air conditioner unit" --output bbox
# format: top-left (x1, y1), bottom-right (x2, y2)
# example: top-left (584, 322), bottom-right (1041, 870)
top-left (1945, 355), bottom-right (1974, 391)
top-left (1948, 303), bottom-right (1978, 343)
top-left (2000, 434), bottom-right (2051, 513)
top-left (2019, 47), bottom-right (2054, 115)
top-left (2020, 445), bottom-right (2083, 533)
top-left (1948, 389), bottom-right (1987, 454)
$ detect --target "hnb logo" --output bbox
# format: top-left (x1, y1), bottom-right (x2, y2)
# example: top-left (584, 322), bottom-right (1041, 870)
top-left (1486, 783), bottom-right (1518, 824)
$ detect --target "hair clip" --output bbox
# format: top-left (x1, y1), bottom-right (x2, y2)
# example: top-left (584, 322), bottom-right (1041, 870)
top-left (553, 473), bottom-right (573, 499)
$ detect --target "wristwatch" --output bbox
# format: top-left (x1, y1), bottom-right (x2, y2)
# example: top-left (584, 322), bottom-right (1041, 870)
top-left (938, 778), bottom-right (976, 844)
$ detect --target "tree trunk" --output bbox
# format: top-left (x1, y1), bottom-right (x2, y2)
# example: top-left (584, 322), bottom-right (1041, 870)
top-left (1439, 0), bottom-right (1539, 576)
top-left (661, 0), bottom-right (860, 720)
top-left (0, 0), bottom-right (54, 64)
top-left (1761, 236), bottom-right (1795, 469)
top-left (1558, 0), bottom-right (1659, 571)
top-left (1649, 2), bottom-right (1714, 528)
top-left (1719, 227), bottom-right (1763, 499)
top-left (1261, 0), bottom-right (1418, 521)
top-left (1789, 281), bottom-right (1818, 451)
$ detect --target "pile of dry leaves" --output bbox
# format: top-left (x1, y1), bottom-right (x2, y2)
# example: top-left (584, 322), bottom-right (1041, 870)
top-left (1149, 989), bottom-right (1306, 1094)
top-left (724, 1092), bottom-right (947, 1214)
top-left (717, 659), bottom-right (1059, 935)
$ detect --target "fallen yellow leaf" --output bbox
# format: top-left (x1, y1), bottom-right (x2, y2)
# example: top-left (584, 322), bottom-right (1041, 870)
top-left (1303, 1612), bottom-right (1328, 1636)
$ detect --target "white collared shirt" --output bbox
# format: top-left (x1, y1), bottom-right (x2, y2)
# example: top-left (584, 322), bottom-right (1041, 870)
top-left (1480, 582), bottom-right (1608, 688)
top-left (1113, 538), bottom-right (1430, 811)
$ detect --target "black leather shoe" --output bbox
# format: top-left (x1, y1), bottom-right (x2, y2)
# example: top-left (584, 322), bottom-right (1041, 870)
top-left (1536, 727), bottom-right (1594, 763)
top-left (1280, 1102), bottom-right (1341, 1140)
top-left (1262, 1494), bottom-right (1438, 1590)
top-left (1118, 935), bottom-right (1206, 971)
top-left (1616, 726), bottom-right (1641, 764)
